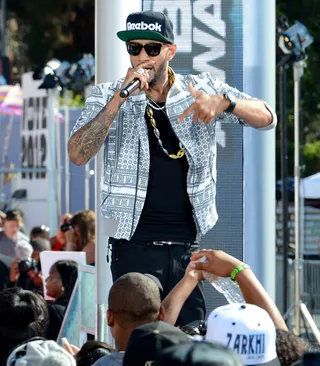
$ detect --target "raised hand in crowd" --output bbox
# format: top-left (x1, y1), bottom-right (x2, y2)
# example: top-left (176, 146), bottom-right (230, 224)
top-left (50, 213), bottom-right (73, 251)
top-left (162, 260), bottom-right (204, 325)
top-left (191, 249), bottom-right (243, 277)
top-left (190, 249), bottom-right (288, 331)
top-left (62, 210), bottom-right (95, 265)
top-left (9, 257), bottom-right (19, 283)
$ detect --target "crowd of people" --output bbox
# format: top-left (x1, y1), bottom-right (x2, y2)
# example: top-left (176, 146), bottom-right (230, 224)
top-left (0, 8), bottom-right (318, 366)
top-left (0, 207), bottom-right (96, 346)
top-left (0, 202), bottom-right (317, 365)
top-left (0, 223), bottom-right (317, 365)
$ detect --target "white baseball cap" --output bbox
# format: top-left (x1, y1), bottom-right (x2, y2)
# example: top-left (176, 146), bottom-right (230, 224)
top-left (205, 303), bottom-right (280, 366)
top-left (6, 338), bottom-right (76, 366)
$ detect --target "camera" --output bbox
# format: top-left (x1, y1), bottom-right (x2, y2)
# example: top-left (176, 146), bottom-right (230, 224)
top-left (15, 239), bottom-right (36, 273)
top-left (60, 219), bottom-right (73, 232)
top-left (18, 258), bottom-right (37, 273)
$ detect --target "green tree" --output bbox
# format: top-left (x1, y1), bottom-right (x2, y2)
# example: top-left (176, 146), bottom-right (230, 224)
top-left (6, 0), bottom-right (94, 80)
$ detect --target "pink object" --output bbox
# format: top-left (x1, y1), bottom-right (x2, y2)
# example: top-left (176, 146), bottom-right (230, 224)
top-left (0, 84), bottom-right (23, 116)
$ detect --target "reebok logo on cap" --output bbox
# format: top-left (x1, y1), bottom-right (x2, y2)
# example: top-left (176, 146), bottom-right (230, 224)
top-left (127, 21), bottom-right (162, 32)
top-left (117, 11), bottom-right (174, 44)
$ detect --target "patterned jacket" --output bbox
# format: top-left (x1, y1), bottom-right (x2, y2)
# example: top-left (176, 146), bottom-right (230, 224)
top-left (70, 72), bottom-right (276, 240)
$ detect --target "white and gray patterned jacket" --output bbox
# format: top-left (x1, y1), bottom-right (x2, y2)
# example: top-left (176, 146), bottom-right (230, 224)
top-left (70, 72), bottom-right (276, 240)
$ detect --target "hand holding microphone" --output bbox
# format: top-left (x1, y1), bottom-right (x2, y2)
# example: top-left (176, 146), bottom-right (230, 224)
top-left (119, 61), bottom-right (154, 98)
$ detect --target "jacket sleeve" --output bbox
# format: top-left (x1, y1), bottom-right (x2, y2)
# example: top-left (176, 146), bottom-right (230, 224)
top-left (70, 79), bottom-right (125, 138)
top-left (195, 72), bottom-right (277, 130)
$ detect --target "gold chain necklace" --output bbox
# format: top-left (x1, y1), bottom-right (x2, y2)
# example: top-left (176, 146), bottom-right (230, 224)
top-left (146, 68), bottom-right (185, 160)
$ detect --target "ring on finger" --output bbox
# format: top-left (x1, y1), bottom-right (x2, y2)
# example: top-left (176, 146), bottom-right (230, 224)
top-left (136, 68), bottom-right (144, 75)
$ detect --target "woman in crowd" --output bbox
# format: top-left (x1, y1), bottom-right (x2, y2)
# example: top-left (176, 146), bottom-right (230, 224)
top-left (45, 259), bottom-right (78, 340)
top-left (65, 210), bottom-right (95, 265)
top-left (0, 287), bottom-right (48, 363)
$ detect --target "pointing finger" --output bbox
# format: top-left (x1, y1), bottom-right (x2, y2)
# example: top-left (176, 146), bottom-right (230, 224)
top-left (177, 103), bottom-right (196, 123)
top-left (188, 83), bottom-right (202, 98)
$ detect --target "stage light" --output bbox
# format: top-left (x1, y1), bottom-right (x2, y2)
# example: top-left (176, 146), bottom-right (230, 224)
top-left (38, 73), bottom-right (57, 89)
top-left (277, 18), bottom-right (313, 66)
top-left (33, 54), bottom-right (95, 91)
top-left (44, 58), bottom-right (61, 75)
top-left (69, 54), bottom-right (95, 91)
top-left (34, 59), bottom-right (72, 89)
top-left (54, 60), bottom-right (72, 87)
top-left (281, 21), bottom-right (313, 56)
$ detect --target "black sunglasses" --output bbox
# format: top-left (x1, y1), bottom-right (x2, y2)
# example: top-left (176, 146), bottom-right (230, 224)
top-left (126, 42), bottom-right (164, 57)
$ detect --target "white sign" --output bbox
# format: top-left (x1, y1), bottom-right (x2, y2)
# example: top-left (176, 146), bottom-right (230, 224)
top-left (20, 72), bottom-right (49, 229)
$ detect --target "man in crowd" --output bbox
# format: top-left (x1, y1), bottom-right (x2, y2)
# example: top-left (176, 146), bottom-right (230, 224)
top-left (68, 11), bottom-right (277, 325)
top-left (0, 210), bottom-right (5, 229)
top-left (93, 249), bottom-right (287, 365)
top-left (93, 272), bottom-right (166, 366)
top-left (0, 209), bottom-right (29, 258)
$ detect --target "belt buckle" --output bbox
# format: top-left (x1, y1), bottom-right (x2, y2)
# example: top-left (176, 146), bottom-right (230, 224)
top-left (152, 241), bottom-right (169, 246)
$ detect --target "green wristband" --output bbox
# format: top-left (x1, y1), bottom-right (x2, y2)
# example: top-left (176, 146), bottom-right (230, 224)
top-left (230, 264), bottom-right (251, 284)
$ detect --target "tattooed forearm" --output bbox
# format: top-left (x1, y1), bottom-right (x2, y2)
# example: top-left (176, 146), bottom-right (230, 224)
top-left (68, 94), bottom-right (122, 165)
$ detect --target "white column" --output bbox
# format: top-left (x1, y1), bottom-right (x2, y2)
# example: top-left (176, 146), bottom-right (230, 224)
top-left (55, 89), bottom-right (62, 220)
top-left (47, 88), bottom-right (58, 233)
top-left (64, 90), bottom-right (71, 214)
top-left (84, 164), bottom-right (90, 210)
top-left (95, 0), bottom-right (141, 342)
top-left (243, 0), bottom-right (276, 299)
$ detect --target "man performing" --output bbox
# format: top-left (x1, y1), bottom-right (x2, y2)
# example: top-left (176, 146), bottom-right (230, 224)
top-left (68, 11), bottom-right (276, 325)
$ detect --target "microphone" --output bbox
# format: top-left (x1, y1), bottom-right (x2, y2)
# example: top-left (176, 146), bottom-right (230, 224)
top-left (119, 79), bottom-right (140, 98)
top-left (119, 69), bottom-right (150, 98)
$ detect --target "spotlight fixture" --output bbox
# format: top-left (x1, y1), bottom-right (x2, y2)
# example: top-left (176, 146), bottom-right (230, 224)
top-left (277, 18), bottom-right (313, 66)
top-left (69, 54), bottom-right (95, 91)
top-left (33, 54), bottom-right (95, 91)
top-left (37, 59), bottom-right (72, 89)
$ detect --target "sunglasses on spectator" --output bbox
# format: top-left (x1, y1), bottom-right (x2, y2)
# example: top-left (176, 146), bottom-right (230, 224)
top-left (126, 42), bottom-right (165, 57)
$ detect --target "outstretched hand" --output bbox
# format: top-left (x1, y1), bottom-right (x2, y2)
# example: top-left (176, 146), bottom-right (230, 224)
top-left (184, 260), bottom-right (204, 282)
top-left (177, 83), bottom-right (229, 124)
top-left (62, 338), bottom-right (80, 356)
top-left (190, 249), bottom-right (243, 278)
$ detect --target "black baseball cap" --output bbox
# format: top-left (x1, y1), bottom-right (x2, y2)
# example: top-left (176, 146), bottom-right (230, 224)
top-left (117, 11), bottom-right (174, 44)
top-left (154, 341), bottom-right (244, 366)
top-left (122, 321), bottom-right (191, 366)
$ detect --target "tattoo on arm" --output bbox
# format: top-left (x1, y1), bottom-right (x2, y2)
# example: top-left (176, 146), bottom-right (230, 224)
top-left (68, 96), bottom-right (121, 164)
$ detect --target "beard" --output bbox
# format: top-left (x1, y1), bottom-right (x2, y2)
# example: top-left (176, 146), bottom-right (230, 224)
top-left (149, 60), bottom-right (167, 87)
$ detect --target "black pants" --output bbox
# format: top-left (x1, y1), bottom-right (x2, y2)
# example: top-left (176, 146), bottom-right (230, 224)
top-left (110, 239), bottom-right (206, 326)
